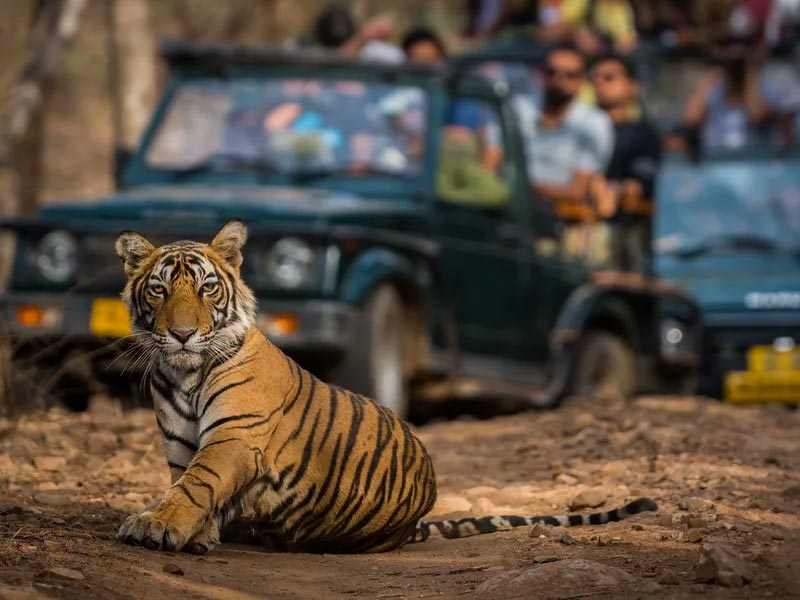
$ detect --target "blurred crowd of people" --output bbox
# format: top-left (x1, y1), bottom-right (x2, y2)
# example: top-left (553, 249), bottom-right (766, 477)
top-left (297, 1), bottom-right (799, 270)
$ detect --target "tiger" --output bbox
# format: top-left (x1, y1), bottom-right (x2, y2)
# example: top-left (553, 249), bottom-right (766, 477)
top-left (114, 219), bottom-right (658, 555)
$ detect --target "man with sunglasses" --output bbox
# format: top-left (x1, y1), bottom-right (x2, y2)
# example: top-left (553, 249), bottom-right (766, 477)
top-left (591, 53), bottom-right (661, 272)
top-left (515, 44), bottom-right (614, 261)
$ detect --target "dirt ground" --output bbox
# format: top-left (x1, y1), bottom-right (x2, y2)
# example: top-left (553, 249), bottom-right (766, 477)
top-left (0, 395), bottom-right (798, 600)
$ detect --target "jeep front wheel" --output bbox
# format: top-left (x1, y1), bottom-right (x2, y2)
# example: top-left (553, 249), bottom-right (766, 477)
top-left (569, 331), bottom-right (636, 400)
top-left (329, 285), bottom-right (409, 418)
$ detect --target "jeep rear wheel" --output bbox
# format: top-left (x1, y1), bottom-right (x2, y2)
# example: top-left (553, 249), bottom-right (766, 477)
top-left (329, 285), bottom-right (409, 418)
top-left (570, 331), bottom-right (636, 400)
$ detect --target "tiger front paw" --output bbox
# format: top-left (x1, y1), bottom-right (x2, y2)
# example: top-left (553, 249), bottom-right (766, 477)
top-left (117, 503), bottom-right (194, 551)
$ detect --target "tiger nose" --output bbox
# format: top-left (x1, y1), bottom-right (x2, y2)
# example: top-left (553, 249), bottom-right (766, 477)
top-left (169, 328), bottom-right (197, 344)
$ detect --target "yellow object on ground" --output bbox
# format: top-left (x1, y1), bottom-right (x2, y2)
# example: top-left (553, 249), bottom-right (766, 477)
top-left (725, 345), bottom-right (800, 404)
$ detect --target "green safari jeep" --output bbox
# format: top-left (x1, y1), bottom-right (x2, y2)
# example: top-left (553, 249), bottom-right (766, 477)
top-left (0, 42), bottom-right (700, 418)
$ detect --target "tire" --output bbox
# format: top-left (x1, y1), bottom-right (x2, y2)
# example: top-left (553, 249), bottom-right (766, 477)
top-left (329, 285), bottom-right (409, 418)
top-left (568, 331), bottom-right (636, 400)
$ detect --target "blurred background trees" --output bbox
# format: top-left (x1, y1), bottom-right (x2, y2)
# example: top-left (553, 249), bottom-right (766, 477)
top-left (0, 0), bottom-right (461, 214)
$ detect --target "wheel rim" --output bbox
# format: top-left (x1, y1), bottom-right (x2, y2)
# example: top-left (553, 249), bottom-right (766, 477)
top-left (373, 298), bottom-right (405, 414)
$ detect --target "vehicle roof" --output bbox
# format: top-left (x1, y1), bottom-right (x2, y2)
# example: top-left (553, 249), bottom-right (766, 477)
top-left (161, 40), bottom-right (499, 94)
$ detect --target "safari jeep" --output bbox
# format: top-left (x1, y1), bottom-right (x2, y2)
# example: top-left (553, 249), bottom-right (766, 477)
top-left (655, 149), bottom-right (800, 404)
top-left (0, 42), bottom-right (699, 418)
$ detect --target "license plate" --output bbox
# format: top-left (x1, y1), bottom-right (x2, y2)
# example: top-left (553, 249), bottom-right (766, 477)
top-left (89, 299), bottom-right (132, 338)
top-left (725, 344), bottom-right (800, 404)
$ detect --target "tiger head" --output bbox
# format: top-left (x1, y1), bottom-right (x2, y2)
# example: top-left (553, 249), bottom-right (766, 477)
top-left (115, 220), bottom-right (256, 372)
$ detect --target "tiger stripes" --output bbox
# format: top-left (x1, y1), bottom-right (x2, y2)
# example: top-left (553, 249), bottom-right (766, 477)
top-left (115, 219), bottom-right (657, 555)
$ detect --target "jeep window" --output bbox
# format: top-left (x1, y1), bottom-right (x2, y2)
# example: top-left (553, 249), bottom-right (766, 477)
top-left (145, 78), bottom-right (428, 178)
top-left (436, 97), bottom-right (510, 208)
top-left (655, 156), bottom-right (800, 257)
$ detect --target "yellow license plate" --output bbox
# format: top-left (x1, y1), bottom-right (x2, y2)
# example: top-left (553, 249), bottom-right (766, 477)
top-left (89, 299), bottom-right (132, 338)
top-left (725, 370), bottom-right (800, 405)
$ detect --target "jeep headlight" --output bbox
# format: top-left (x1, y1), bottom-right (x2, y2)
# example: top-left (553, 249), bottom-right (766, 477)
top-left (265, 237), bottom-right (316, 289)
top-left (35, 230), bottom-right (78, 283)
top-left (660, 318), bottom-right (694, 358)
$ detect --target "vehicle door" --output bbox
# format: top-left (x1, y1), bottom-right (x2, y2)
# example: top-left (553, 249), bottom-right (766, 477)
top-left (430, 90), bottom-right (529, 359)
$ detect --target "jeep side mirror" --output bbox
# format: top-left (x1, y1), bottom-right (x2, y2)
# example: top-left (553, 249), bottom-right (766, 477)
top-left (113, 147), bottom-right (133, 189)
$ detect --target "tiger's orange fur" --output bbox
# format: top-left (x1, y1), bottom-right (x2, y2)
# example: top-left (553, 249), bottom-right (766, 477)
top-left (115, 220), bottom-right (656, 555)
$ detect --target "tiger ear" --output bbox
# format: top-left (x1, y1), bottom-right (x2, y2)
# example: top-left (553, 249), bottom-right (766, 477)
top-left (211, 219), bottom-right (247, 270)
top-left (115, 231), bottom-right (155, 277)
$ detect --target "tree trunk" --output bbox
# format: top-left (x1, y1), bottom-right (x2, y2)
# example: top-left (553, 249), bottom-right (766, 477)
top-left (0, 0), bottom-right (88, 216)
top-left (106, 0), bottom-right (157, 154)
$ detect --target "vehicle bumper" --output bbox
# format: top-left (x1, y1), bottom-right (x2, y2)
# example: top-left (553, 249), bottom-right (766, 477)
top-left (701, 312), bottom-right (800, 402)
top-left (1, 292), bottom-right (359, 358)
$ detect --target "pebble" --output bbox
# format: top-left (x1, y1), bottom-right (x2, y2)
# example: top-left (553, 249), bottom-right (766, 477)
top-left (558, 532), bottom-right (575, 545)
top-left (554, 473), bottom-right (578, 486)
top-left (37, 482), bottom-right (58, 492)
top-left (533, 556), bottom-right (560, 564)
top-left (569, 487), bottom-right (607, 510)
top-left (162, 563), bottom-right (184, 576)
top-left (686, 529), bottom-right (705, 543)
top-left (684, 516), bottom-right (707, 529)
top-left (693, 542), bottom-right (754, 586)
top-left (529, 523), bottom-right (558, 539)
top-left (33, 457), bottom-right (66, 472)
top-left (717, 571), bottom-right (744, 588)
top-left (44, 567), bottom-right (84, 581)
top-left (657, 512), bottom-right (674, 527)
top-left (657, 571), bottom-right (681, 585)
top-left (566, 413), bottom-right (595, 435)
top-left (470, 498), bottom-right (497, 514)
top-left (772, 531), bottom-right (785, 541)
top-left (630, 524), bottom-right (644, 531)
top-left (33, 493), bottom-right (71, 507)
top-left (43, 540), bottom-right (61, 552)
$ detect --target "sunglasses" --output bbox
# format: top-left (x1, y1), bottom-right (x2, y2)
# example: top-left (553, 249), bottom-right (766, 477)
top-left (545, 66), bottom-right (583, 80)
top-left (592, 72), bottom-right (625, 83)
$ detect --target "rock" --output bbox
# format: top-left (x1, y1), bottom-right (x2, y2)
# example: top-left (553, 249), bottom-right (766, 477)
top-left (686, 529), bottom-right (705, 543)
top-left (693, 543), bottom-right (754, 586)
top-left (555, 473), bottom-right (578, 486)
top-left (566, 413), bottom-right (595, 435)
top-left (657, 571), bottom-right (681, 585)
top-left (162, 563), bottom-right (184, 576)
top-left (558, 532), bottom-right (576, 545)
top-left (772, 531), bottom-right (785, 541)
top-left (85, 431), bottom-right (118, 454)
top-left (37, 482), bottom-right (58, 491)
top-left (33, 456), bottom-right (66, 472)
top-left (34, 493), bottom-right (71, 507)
top-left (781, 483), bottom-right (800, 497)
top-left (44, 567), bottom-right (84, 581)
top-left (717, 571), bottom-right (744, 588)
top-left (529, 523), bottom-right (558, 538)
top-left (476, 559), bottom-right (636, 597)
top-left (598, 460), bottom-right (628, 478)
top-left (470, 497), bottom-right (497, 514)
top-left (569, 487), bottom-right (607, 510)
top-left (43, 540), bottom-right (61, 552)
top-left (733, 523), bottom-right (753, 533)
top-left (684, 515), bottom-right (707, 529)
top-left (431, 493), bottom-right (471, 515)
top-left (657, 512), bottom-right (674, 527)
top-left (630, 524), bottom-right (644, 531)
top-left (0, 583), bottom-right (47, 599)
top-left (461, 486), bottom-right (498, 501)
top-left (0, 505), bottom-right (24, 517)
top-left (640, 581), bottom-right (661, 593)
top-left (688, 498), bottom-right (714, 512)
top-left (533, 556), bottom-right (560, 564)
top-left (678, 500), bottom-right (689, 511)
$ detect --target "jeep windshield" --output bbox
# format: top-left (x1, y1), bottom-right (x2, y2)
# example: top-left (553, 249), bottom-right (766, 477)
top-left (143, 78), bottom-right (428, 182)
top-left (655, 154), bottom-right (800, 259)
